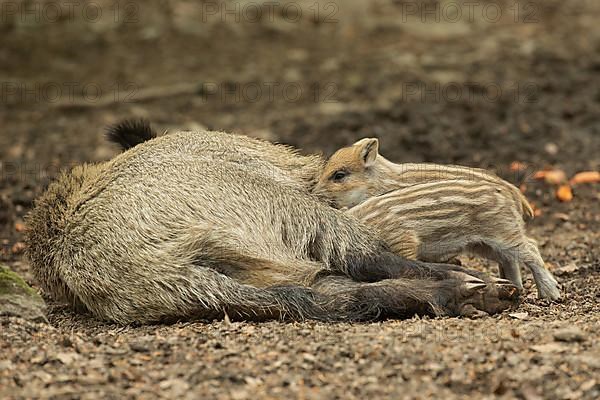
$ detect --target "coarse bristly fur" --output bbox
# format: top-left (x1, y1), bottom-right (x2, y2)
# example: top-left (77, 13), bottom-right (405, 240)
top-left (314, 138), bottom-right (560, 300)
top-left (25, 124), bottom-right (519, 324)
top-left (315, 137), bottom-right (534, 219)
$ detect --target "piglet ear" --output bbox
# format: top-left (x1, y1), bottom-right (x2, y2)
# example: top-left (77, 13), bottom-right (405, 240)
top-left (356, 138), bottom-right (379, 166)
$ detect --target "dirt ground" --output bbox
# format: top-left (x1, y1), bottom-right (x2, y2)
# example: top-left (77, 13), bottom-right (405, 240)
top-left (1, 0), bottom-right (599, 398)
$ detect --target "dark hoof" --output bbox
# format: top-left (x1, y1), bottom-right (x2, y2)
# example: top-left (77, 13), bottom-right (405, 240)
top-left (440, 271), bottom-right (521, 317)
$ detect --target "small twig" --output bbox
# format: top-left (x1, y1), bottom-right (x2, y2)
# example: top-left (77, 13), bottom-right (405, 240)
top-left (53, 82), bottom-right (201, 109)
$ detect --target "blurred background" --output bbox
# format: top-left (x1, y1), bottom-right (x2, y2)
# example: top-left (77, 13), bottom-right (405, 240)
top-left (2, 0), bottom-right (599, 162)
top-left (1, 1), bottom-right (599, 398)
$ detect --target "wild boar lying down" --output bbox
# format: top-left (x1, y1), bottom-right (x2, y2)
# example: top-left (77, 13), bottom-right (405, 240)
top-left (25, 122), bottom-right (518, 324)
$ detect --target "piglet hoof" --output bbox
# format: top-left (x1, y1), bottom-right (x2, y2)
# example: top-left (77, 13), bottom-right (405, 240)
top-left (537, 283), bottom-right (562, 301)
top-left (534, 270), bottom-right (562, 301)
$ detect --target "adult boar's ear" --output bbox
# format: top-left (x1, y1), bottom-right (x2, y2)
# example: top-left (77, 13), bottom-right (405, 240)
top-left (354, 138), bottom-right (379, 167)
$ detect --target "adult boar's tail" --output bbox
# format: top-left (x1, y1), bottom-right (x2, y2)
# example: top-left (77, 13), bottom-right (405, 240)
top-left (105, 119), bottom-right (158, 151)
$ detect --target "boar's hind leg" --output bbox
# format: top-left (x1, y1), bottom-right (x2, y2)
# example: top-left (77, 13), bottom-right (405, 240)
top-left (213, 272), bottom-right (519, 322)
top-left (312, 274), bottom-right (520, 319)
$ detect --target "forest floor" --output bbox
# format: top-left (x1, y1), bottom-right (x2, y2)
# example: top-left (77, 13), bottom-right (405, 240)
top-left (1, 1), bottom-right (599, 398)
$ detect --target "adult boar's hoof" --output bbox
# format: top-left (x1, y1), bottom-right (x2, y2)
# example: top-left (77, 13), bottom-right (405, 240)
top-left (437, 272), bottom-right (520, 317)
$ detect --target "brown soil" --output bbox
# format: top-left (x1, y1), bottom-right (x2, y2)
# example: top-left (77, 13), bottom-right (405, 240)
top-left (1, 1), bottom-right (599, 398)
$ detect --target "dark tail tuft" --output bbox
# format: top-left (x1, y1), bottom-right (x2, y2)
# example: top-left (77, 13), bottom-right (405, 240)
top-left (105, 119), bottom-right (158, 151)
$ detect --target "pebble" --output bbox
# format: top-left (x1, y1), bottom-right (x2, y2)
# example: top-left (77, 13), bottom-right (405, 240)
top-left (553, 327), bottom-right (586, 343)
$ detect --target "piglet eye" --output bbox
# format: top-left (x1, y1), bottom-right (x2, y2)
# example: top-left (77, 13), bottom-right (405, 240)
top-left (331, 171), bottom-right (348, 181)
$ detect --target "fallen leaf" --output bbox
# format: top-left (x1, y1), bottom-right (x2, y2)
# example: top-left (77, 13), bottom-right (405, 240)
top-left (14, 222), bottom-right (26, 232)
top-left (54, 352), bottom-right (80, 365)
top-left (557, 262), bottom-right (579, 275)
top-left (544, 142), bottom-right (559, 155)
top-left (0, 360), bottom-right (14, 371)
top-left (158, 378), bottom-right (190, 397)
top-left (521, 385), bottom-right (543, 400)
top-left (545, 262), bottom-right (558, 271)
top-left (580, 379), bottom-right (597, 392)
top-left (223, 309), bottom-right (231, 325)
top-left (510, 161), bottom-right (527, 172)
top-left (530, 343), bottom-right (569, 353)
top-left (553, 327), bottom-right (586, 343)
top-left (519, 120), bottom-right (531, 133)
top-left (552, 212), bottom-right (570, 221)
top-left (509, 312), bottom-right (529, 320)
top-left (519, 183), bottom-right (527, 193)
top-left (570, 354), bottom-right (600, 369)
top-left (569, 171), bottom-right (600, 185)
top-left (534, 169), bottom-right (567, 184)
top-left (530, 203), bottom-right (543, 217)
top-left (11, 242), bottom-right (26, 254)
top-left (556, 185), bottom-right (573, 202)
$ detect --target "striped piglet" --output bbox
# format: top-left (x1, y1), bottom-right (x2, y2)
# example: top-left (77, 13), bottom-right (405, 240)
top-left (313, 138), bottom-right (561, 300)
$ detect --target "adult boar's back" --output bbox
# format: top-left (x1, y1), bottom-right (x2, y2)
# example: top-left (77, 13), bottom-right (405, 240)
top-left (25, 129), bottom-right (519, 323)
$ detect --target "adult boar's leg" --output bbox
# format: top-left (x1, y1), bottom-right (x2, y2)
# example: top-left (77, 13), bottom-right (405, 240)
top-left (312, 274), bottom-right (519, 318)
